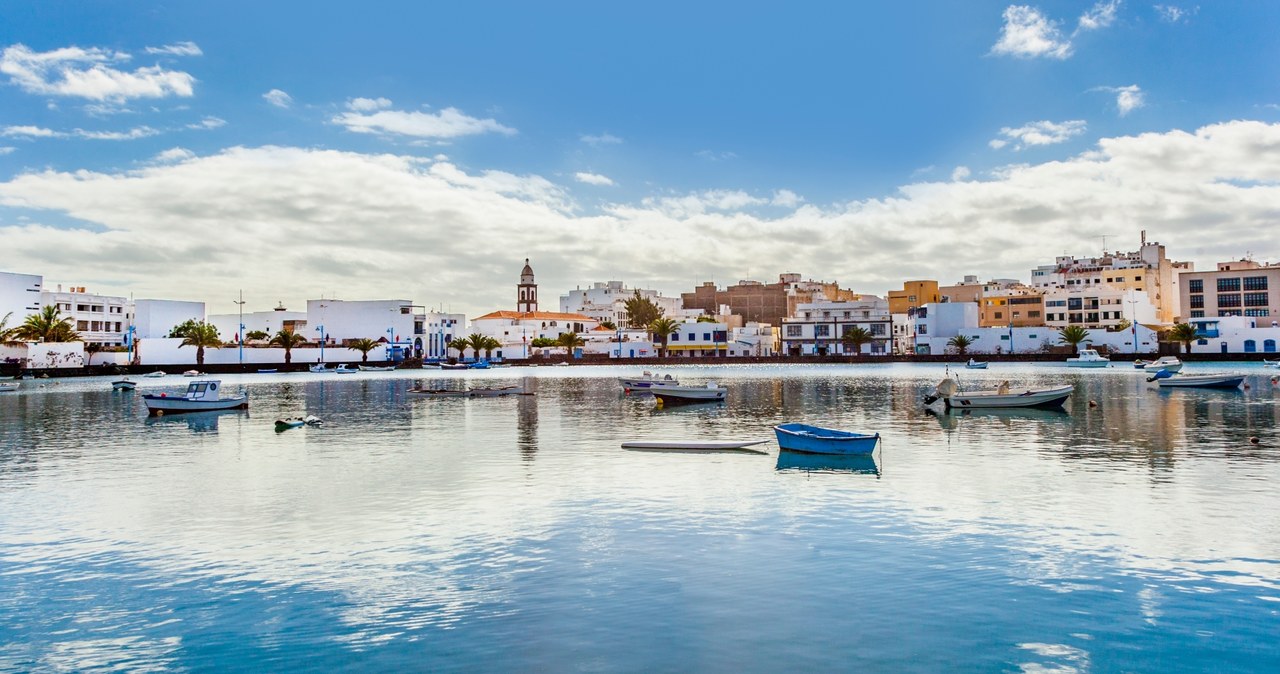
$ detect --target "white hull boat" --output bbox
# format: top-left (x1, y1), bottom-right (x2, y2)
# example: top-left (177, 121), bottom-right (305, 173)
top-left (112, 379), bottom-right (136, 391)
top-left (1143, 356), bottom-right (1183, 373)
top-left (1156, 373), bottom-right (1245, 389)
top-left (621, 439), bottom-right (768, 453)
top-left (309, 364), bottom-right (330, 373)
top-left (334, 366), bottom-right (358, 374)
top-left (925, 377), bottom-right (1073, 409)
top-left (619, 371), bottom-right (680, 391)
top-left (0, 382), bottom-right (18, 392)
top-left (1066, 349), bottom-right (1110, 368)
top-left (143, 379), bottom-right (247, 415)
top-left (359, 365), bottom-right (395, 372)
top-left (964, 359), bottom-right (989, 369)
top-left (652, 383), bottom-right (728, 406)
top-left (144, 371), bottom-right (167, 378)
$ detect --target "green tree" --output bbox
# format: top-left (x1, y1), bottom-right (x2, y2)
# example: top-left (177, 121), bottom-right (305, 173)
top-left (1109, 317), bottom-right (1132, 333)
top-left (348, 337), bottom-right (379, 363)
top-left (447, 338), bottom-right (469, 361)
top-left (177, 321), bottom-right (221, 367)
top-left (0, 312), bottom-right (21, 346)
top-left (947, 334), bottom-right (974, 356)
top-left (245, 329), bottom-right (270, 342)
top-left (84, 342), bottom-right (103, 367)
top-left (624, 290), bottom-right (663, 330)
top-left (696, 315), bottom-right (717, 323)
top-left (648, 318), bottom-right (680, 358)
top-left (1057, 325), bottom-right (1091, 355)
top-left (269, 328), bottom-right (307, 364)
top-left (464, 333), bottom-right (489, 361)
top-left (168, 318), bottom-right (203, 339)
top-left (841, 326), bottom-right (873, 355)
top-left (13, 306), bottom-right (81, 343)
top-left (482, 336), bottom-right (502, 360)
top-left (1168, 322), bottom-right (1198, 355)
top-left (600, 320), bottom-right (616, 330)
top-left (557, 331), bottom-right (585, 354)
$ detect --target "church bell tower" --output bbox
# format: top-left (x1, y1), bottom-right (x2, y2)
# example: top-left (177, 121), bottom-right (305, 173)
top-left (517, 258), bottom-right (538, 313)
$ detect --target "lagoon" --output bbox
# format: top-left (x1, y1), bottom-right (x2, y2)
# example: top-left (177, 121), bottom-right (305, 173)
top-left (2, 363), bottom-right (1279, 672)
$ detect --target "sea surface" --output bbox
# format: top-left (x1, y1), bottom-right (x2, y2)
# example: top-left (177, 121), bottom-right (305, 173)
top-left (2, 362), bottom-right (1279, 672)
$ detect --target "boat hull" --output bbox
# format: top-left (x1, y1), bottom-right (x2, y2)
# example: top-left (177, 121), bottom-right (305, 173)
top-left (773, 424), bottom-right (880, 455)
top-left (653, 388), bottom-right (727, 405)
top-left (1157, 375), bottom-right (1245, 389)
top-left (143, 395), bottom-right (248, 415)
top-left (112, 381), bottom-right (136, 391)
top-left (621, 440), bottom-right (767, 453)
top-left (1065, 360), bottom-right (1109, 368)
top-left (944, 385), bottom-right (1073, 409)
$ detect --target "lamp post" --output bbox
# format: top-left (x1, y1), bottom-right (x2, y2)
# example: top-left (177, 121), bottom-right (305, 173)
top-left (316, 324), bottom-right (326, 362)
top-left (1127, 296), bottom-right (1139, 354)
top-left (387, 326), bottom-right (395, 362)
top-left (234, 290), bottom-right (246, 368)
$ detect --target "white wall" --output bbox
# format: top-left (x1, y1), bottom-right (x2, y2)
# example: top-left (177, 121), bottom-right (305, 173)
top-left (920, 325), bottom-right (1158, 355)
top-left (0, 271), bottom-right (42, 326)
top-left (134, 299), bottom-right (206, 339)
top-left (208, 310), bottom-right (308, 342)
top-left (137, 338), bottom-right (388, 365)
top-left (26, 343), bottom-right (86, 369)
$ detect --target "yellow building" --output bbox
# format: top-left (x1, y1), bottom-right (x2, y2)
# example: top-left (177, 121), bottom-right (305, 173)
top-left (887, 280), bottom-right (940, 314)
top-left (979, 288), bottom-right (1045, 327)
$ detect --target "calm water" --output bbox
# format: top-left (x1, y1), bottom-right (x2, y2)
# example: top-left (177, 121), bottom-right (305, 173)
top-left (2, 363), bottom-right (1280, 672)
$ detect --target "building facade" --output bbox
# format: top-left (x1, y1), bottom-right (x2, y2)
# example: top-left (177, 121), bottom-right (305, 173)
top-left (887, 280), bottom-right (940, 314)
top-left (40, 285), bottom-right (131, 347)
top-left (0, 271), bottom-right (43, 327)
top-left (780, 298), bottom-right (892, 356)
top-left (559, 281), bottom-right (686, 328)
top-left (1177, 259), bottom-right (1279, 322)
top-left (1029, 235), bottom-right (1189, 324)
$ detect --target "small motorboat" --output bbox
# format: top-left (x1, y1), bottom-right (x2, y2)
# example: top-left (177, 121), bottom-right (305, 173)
top-left (111, 379), bottom-right (136, 391)
top-left (143, 380), bottom-right (248, 416)
top-left (619, 371), bottom-right (680, 391)
top-left (1262, 358), bottom-right (1279, 367)
top-left (965, 359), bottom-right (989, 370)
top-left (468, 360), bottom-right (491, 370)
top-left (183, 370), bottom-right (202, 377)
top-left (334, 365), bottom-right (358, 374)
top-left (275, 418), bottom-right (306, 431)
top-left (1066, 348), bottom-right (1110, 368)
top-left (439, 362), bottom-right (469, 371)
top-left (773, 423), bottom-right (880, 455)
top-left (303, 415), bottom-right (323, 426)
top-left (1153, 373), bottom-right (1246, 389)
top-left (0, 382), bottom-right (18, 393)
top-left (144, 371), bottom-right (167, 378)
top-left (358, 365), bottom-right (395, 372)
top-left (309, 364), bottom-right (330, 373)
top-left (1133, 359), bottom-right (1150, 369)
top-left (924, 377), bottom-right (1073, 409)
top-left (1142, 356), bottom-right (1183, 373)
top-left (620, 439), bottom-right (768, 453)
top-left (257, 368), bottom-right (278, 374)
top-left (652, 382), bottom-right (728, 406)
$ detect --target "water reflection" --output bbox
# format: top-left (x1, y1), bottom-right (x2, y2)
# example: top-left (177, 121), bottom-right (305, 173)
top-left (143, 409), bottom-right (245, 433)
top-left (517, 376), bottom-right (538, 459)
top-left (775, 450), bottom-right (880, 476)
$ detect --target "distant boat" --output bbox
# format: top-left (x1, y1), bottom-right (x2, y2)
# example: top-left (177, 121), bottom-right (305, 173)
top-left (1154, 373), bottom-right (1245, 389)
top-left (652, 382), bottom-right (727, 406)
top-left (1263, 358), bottom-right (1279, 367)
top-left (358, 365), bottom-right (395, 372)
top-left (257, 368), bottom-right (278, 374)
top-left (773, 423), bottom-right (880, 455)
top-left (407, 388), bottom-right (469, 397)
top-left (619, 371), bottom-right (680, 391)
top-left (182, 370), bottom-right (202, 377)
top-left (1132, 359), bottom-right (1150, 369)
top-left (439, 362), bottom-right (469, 371)
top-left (1143, 356), bottom-right (1183, 373)
top-left (924, 377), bottom-right (1073, 409)
top-left (468, 360), bottom-right (491, 370)
top-left (1066, 348), bottom-right (1110, 368)
top-left (144, 371), bottom-right (167, 378)
top-left (0, 382), bottom-right (18, 393)
top-left (275, 418), bottom-right (306, 431)
top-left (142, 380), bottom-right (248, 415)
top-left (965, 359), bottom-right (989, 369)
top-left (407, 385), bottom-right (527, 398)
top-left (309, 364), bottom-right (330, 373)
top-left (111, 379), bottom-right (136, 391)
top-left (621, 439), bottom-right (768, 453)
top-left (334, 365), bottom-right (358, 374)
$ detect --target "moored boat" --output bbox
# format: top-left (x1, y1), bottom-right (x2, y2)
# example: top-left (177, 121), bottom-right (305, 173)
top-left (1143, 356), bottom-right (1183, 373)
top-left (620, 439), bottom-right (768, 453)
top-left (619, 371), bottom-right (680, 391)
top-left (334, 365), bottom-right (358, 374)
top-left (144, 370), bottom-right (167, 378)
top-left (1066, 348), bottom-right (1109, 368)
top-left (1155, 373), bottom-right (1245, 389)
top-left (183, 370), bottom-right (202, 377)
top-left (275, 418), bottom-right (306, 431)
top-left (142, 380), bottom-right (248, 415)
top-left (257, 368), bottom-right (278, 373)
top-left (111, 378), bottom-right (136, 391)
top-left (439, 362), bottom-right (469, 370)
top-left (924, 377), bottom-right (1073, 409)
top-left (773, 423), bottom-right (880, 455)
top-left (965, 359), bottom-right (989, 369)
top-left (1133, 359), bottom-right (1150, 369)
top-left (0, 382), bottom-right (18, 392)
top-left (309, 364), bottom-right (329, 373)
top-left (1263, 358), bottom-right (1279, 367)
top-left (358, 365), bottom-right (395, 372)
top-left (652, 382), bottom-right (727, 406)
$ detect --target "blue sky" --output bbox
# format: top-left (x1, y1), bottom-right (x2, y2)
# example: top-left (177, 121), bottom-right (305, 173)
top-left (1, 1), bottom-right (1279, 314)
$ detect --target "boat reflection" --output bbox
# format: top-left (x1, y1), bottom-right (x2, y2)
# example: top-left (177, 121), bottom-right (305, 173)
top-left (143, 409), bottom-right (247, 433)
top-left (927, 406), bottom-right (1071, 431)
top-left (775, 450), bottom-right (880, 476)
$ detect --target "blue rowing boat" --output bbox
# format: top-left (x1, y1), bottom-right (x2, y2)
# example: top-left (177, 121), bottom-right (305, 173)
top-left (773, 423), bottom-right (880, 455)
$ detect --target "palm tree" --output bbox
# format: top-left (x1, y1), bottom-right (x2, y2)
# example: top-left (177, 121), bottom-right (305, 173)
top-left (557, 331), bottom-right (585, 356)
top-left (84, 342), bottom-right (103, 367)
top-left (245, 329), bottom-right (269, 342)
top-left (600, 320), bottom-right (616, 330)
top-left (947, 335), bottom-right (973, 356)
top-left (648, 318), bottom-right (680, 358)
top-left (482, 336), bottom-right (502, 360)
top-left (624, 290), bottom-right (664, 330)
top-left (464, 333), bottom-right (489, 361)
top-left (447, 337), bottom-right (470, 361)
top-left (178, 321), bottom-right (221, 367)
top-left (1057, 325), bottom-right (1090, 355)
top-left (13, 306), bottom-right (81, 343)
top-left (0, 312), bottom-right (21, 346)
top-left (1168, 322), bottom-right (1198, 354)
top-left (269, 328), bottom-right (307, 364)
top-left (348, 338), bottom-right (380, 363)
top-left (841, 326), bottom-right (873, 355)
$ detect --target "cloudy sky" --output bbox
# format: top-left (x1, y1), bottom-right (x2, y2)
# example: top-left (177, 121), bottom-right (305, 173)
top-left (1, 1), bottom-right (1278, 316)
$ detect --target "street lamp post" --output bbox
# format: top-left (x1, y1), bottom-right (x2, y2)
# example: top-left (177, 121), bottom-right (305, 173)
top-left (316, 324), bottom-right (326, 363)
top-left (234, 290), bottom-right (246, 368)
top-left (387, 326), bottom-right (395, 362)
top-left (1128, 297), bottom-right (1140, 354)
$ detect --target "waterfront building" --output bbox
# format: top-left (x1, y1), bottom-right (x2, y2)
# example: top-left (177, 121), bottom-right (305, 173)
top-left (423, 311), bottom-right (466, 361)
top-left (662, 319), bottom-right (732, 357)
top-left (1177, 258), bottom-right (1280, 321)
top-left (780, 298), bottom-right (891, 356)
top-left (559, 281), bottom-right (688, 327)
top-left (132, 299), bottom-right (207, 339)
top-left (728, 322), bottom-right (777, 357)
top-left (887, 280), bottom-right (940, 315)
top-left (978, 282), bottom-right (1045, 329)
top-left (472, 259), bottom-right (598, 359)
top-left (305, 298), bottom-right (431, 358)
top-left (40, 284), bottom-right (131, 347)
top-left (1041, 286), bottom-right (1158, 330)
top-left (208, 303), bottom-right (307, 343)
top-left (913, 301), bottom-right (1157, 354)
top-left (939, 276), bottom-right (984, 305)
top-left (0, 270), bottom-right (42, 326)
top-left (681, 273), bottom-right (857, 328)
top-left (1029, 234), bottom-right (1190, 324)
top-left (1184, 315), bottom-right (1280, 354)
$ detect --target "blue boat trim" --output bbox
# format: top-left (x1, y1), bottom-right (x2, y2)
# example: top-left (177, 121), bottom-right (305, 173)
top-left (773, 423), bottom-right (880, 455)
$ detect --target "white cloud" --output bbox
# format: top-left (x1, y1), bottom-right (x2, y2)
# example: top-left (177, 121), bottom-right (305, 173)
top-left (0, 146), bottom-right (15, 155)
top-left (333, 104), bottom-right (516, 140)
top-left (154, 147), bottom-right (195, 163)
top-left (772, 189), bottom-right (803, 208)
top-left (1, 125), bottom-right (65, 138)
top-left (695, 150), bottom-right (737, 161)
top-left (1077, 1), bottom-right (1121, 32)
top-left (75, 126), bottom-right (160, 141)
top-left (1095, 85), bottom-right (1146, 116)
top-left (580, 133), bottom-right (623, 146)
top-left (574, 172), bottom-right (615, 186)
top-left (991, 120), bottom-right (1088, 150)
top-left (1, 121), bottom-right (1278, 317)
top-left (187, 117), bottom-right (226, 130)
top-left (0, 43), bottom-right (196, 101)
top-left (990, 6), bottom-right (1073, 59)
top-left (952, 166), bottom-right (972, 181)
top-left (144, 42), bottom-right (203, 57)
top-left (1154, 4), bottom-right (1196, 23)
top-left (263, 89), bottom-right (293, 108)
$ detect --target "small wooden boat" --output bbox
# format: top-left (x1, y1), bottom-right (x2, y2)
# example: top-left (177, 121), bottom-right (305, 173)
top-left (0, 382), bottom-right (18, 392)
top-left (620, 439), bottom-right (768, 453)
top-left (1065, 348), bottom-right (1109, 368)
top-left (358, 365), bottom-right (395, 372)
top-left (1155, 373), bottom-right (1245, 389)
top-left (1143, 356), bottom-right (1183, 373)
top-left (144, 370), bottom-right (167, 378)
top-left (774, 423), bottom-right (880, 455)
top-left (143, 380), bottom-right (248, 415)
top-left (965, 359), bottom-right (989, 369)
top-left (111, 379), bottom-right (136, 391)
top-left (652, 382), bottom-right (727, 406)
top-left (1133, 359), bottom-right (1150, 369)
top-left (924, 377), bottom-right (1073, 409)
top-left (619, 371), bottom-right (680, 391)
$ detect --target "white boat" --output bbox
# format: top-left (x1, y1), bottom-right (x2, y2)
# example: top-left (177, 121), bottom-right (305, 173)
top-left (1132, 359), bottom-right (1150, 369)
top-left (0, 382), bottom-right (18, 392)
top-left (1263, 359), bottom-right (1279, 367)
top-left (144, 370), bottom-right (167, 378)
top-left (1155, 373), bottom-right (1245, 389)
top-left (359, 365), bottom-right (395, 372)
top-left (1065, 348), bottom-right (1110, 368)
top-left (621, 439), bottom-right (768, 453)
top-left (965, 359), bottom-right (989, 369)
top-left (111, 379), bottom-right (136, 391)
top-left (618, 371), bottom-right (680, 391)
top-left (142, 380), bottom-right (248, 415)
top-left (924, 377), bottom-right (1073, 409)
top-left (309, 364), bottom-right (330, 373)
top-left (334, 365), bottom-right (358, 374)
top-left (1142, 356), bottom-right (1183, 373)
top-left (652, 382), bottom-right (728, 406)
top-left (182, 370), bottom-right (202, 377)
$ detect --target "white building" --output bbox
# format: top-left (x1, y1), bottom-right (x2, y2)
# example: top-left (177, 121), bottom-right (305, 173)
top-left (729, 322), bottom-right (776, 357)
top-left (913, 302), bottom-right (1157, 354)
top-left (1029, 235), bottom-right (1190, 324)
top-left (559, 281), bottom-right (689, 327)
top-left (422, 311), bottom-right (466, 360)
top-left (133, 299), bottom-right (206, 339)
top-left (471, 310), bottom-right (599, 360)
top-left (41, 285), bottom-right (131, 347)
top-left (1041, 287), bottom-right (1159, 331)
top-left (208, 303), bottom-right (308, 343)
top-left (1184, 316), bottom-right (1280, 354)
top-left (0, 271), bottom-right (42, 328)
top-left (781, 298), bottom-right (892, 356)
top-left (661, 320), bottom-right (733, 357)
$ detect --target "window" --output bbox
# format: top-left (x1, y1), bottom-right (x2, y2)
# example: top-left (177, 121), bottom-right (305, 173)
top-left (1218, 277), bottom-right (1241, 292)
top-left (993, 312), bottom-right (1003, 319)
top-left (1218, 310), bottom-right (1242, 317)
top-left (1106, 277), bottom-right (1113, 283)
top-left (1218, 294), bottom-right (1242, 307)
top-left (1068, 298), bottom-right (1082, 310)
top-left (670, 333), bottom-right (680, 341)
top-left (870, 323), bottom-right (886, 336)
top-left (1029, 311), bottom-right (1041, 318)
top-left (1190, 310), bottom-right (1204, 318)
top-left (1087, 312), bottom-right (1099, 323)
top-left (916, 308), bottom-right (928, 319)
top-left (1188, 279), bottom-right (1203, 293)
top-left (1190, 295), bottom-right (1204, 308)
top-left (1244, 276), bottom-right (1268, 291)
top-left (814, 324), bottom-right (830, 337)
top-left (786, 325), bottom-right (802, 337)
top-left (1133, 276), bottom-right (1141, 282)
top-left (917, 324), bottom-right (928, 335)
top-left (1265, 339), bottom-right (1277, 353)
top-left (1047, 300), bottom-right (1066, 307)
top-left (1244, 292), bottom-right (1269, 307)
top-left (1244, 309), bottom-right (1271, 317)
top-left (1115, 276), bottom-right (1125, 282)
top-left (1244, 340), bottom-right (1257, 353)
top-left (703, 333), bottom-right (711, 341)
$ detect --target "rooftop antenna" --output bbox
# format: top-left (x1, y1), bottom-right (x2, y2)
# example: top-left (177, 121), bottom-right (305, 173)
top-left (1099, 234), bottom-right (1115, 256)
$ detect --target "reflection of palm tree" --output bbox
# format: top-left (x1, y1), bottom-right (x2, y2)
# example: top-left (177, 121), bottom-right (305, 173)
top-left (348, 338), bottom-right (379, 363)
top-left (269, 328), bottom-right (307, 364)
top-left (946, 334), bottom-right (973, 356)
top-left (841, 326), bottom-right (873, 355)
top-left (1168, 322), bottom-right (1198, 354)
top-left (12, 306), bottom-right (81, 343)
top-left (178, 321), bottom-right (221, 367)
top-left (648, 318), bottom-right (679, 357)
top-left (1057, 325), bottom-right (1090, 355)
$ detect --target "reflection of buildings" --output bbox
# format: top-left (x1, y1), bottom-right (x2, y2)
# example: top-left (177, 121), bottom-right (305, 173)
top-left (517, 377), bottom-right (538, 459)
